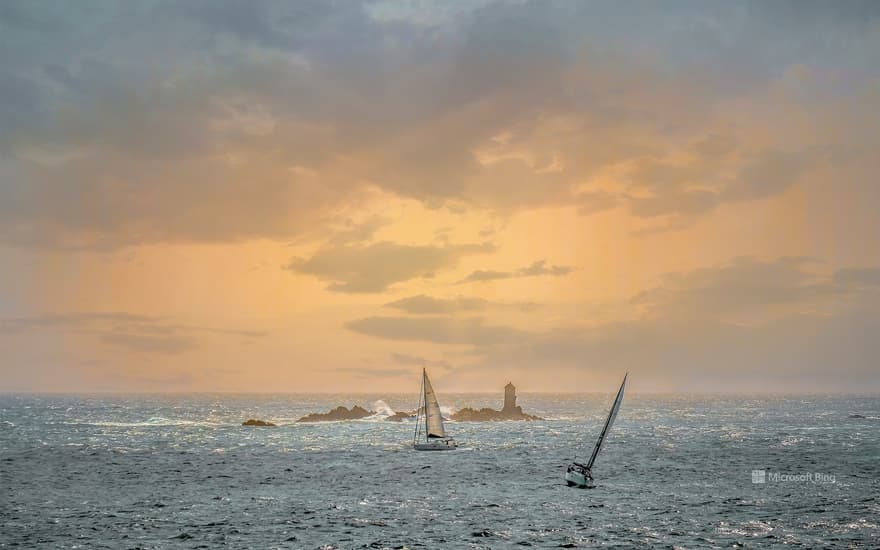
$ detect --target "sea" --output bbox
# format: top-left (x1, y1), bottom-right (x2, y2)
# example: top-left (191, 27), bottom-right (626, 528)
top-left (1, 393), bottom-right (878, 549)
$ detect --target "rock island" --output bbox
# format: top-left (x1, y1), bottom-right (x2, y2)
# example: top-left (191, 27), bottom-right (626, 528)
top-left (451, 382), bottom-right (542, 421)
top-left (296, 405), bottom-right (373, 422)
top-left (242, 419), bottom-right (277, 427)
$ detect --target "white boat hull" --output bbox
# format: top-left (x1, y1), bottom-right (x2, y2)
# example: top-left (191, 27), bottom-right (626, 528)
top-left (565, 468), bottom-right (595, 488)
top-left (413, 439), bottom-right (457, 451)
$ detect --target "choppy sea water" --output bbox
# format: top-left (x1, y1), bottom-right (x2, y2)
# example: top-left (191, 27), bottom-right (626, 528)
top-left (1, 393), bottom-right (878, 549)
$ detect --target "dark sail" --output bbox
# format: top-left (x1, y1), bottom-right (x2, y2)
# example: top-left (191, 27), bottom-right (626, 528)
top-left (586, 373), bottom-right (627, 469)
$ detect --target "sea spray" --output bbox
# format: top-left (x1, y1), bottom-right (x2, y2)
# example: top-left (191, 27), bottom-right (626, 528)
top-left (372, 400), bottom-right (395, 417)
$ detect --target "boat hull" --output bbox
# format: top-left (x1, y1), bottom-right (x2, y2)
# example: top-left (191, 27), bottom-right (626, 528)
top-left (564, 469), bottom-right (595, 488)
top-left (414, 440), bottom-right (457, 451)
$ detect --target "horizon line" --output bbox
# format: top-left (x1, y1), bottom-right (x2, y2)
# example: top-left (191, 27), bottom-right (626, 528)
top-left (2, 390), bottom-right (879, 397)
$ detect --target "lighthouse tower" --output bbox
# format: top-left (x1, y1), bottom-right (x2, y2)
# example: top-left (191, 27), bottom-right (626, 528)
top-left (503, 382), bottom-right (517, 413)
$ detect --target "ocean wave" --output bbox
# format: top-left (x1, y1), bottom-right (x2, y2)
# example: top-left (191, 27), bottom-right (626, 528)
top-left (372, 400), bottom-right (395, 417)
top-left (775, 435), bottom-right (812, 447)
top-left (74, 417), bottom-right (221, 428)
top-left (2, 394), bottom-right (878, 548)
top-left (716, 520), bottom-right (774, 537)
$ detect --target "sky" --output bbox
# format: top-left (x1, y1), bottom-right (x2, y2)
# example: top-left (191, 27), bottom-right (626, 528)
top-left (1, 0), bottom-right (879, 393)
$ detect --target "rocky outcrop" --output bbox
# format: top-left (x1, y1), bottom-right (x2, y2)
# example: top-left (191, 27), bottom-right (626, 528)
top-left (450, 382), bottom-right (542, 421)
top-left (242, 419), bottom-right (277, 427)
top-left (296, 405), bottom-right (373, 423)
top-left (451, 406), bottom-right (541, 421)
top-left (384, 411), bottom-right (416, 422)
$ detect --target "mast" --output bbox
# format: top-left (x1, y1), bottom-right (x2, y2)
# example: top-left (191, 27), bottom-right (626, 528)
top-left (422, 368), bottom-right (429, 442)
top-left (413, 368), bottom-right (426, 445)
top-left (586, 373), bottom-right (627, 469)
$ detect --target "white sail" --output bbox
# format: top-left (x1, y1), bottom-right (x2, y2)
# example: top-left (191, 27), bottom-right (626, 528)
top-left (423, 370), bottom-right (446, 438)
top-left (586, 373), bottom-right (627, 469)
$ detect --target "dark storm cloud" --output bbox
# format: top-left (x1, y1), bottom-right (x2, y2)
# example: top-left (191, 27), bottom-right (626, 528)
top-left (721, 149), bottom-right (818, 202)
top-left (745, 0), bottom-right (880, 27)
top-left (1, 1), bottom-right (876, 247)
top-left (496, 258), bottom-right (880, 382)
top-left (459, 260), bottom-right (573, 284)
top-left (0, 1), bottom-right (372, 247)
top-left (347, 257), bottom-right (880, 390)
top-left (487, 307), bottom-right (880, 391)
top-left (285, 241), bottom-right (495, 293)
top-left (534, 259), bottom-right (880, 389)
top-left (622, 146), bottom-right (819, 222)
top-left (630, 256), bottom-right (839, 319)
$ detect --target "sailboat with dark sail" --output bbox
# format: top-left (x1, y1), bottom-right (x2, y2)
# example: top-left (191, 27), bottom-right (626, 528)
top-left (413, 368), bottom-right (457, 451)
top-left (565, 373), bottom-right (627, 488)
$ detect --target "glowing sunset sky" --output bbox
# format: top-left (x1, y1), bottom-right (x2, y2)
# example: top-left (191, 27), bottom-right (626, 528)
top-left (1, 1), bottom-right (879, 392)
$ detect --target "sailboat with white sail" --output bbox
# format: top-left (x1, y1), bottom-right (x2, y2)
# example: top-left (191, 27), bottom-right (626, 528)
top-left (565, 373), bottom-right (627, 488)
top-left (413, 368), bottom-right (457, 451)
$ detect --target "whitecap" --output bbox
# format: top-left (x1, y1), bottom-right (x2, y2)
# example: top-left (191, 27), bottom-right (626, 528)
top-left (82, 417), bottom-right (219, 428)
top-left (372, 400), bottom-right (395, 417)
